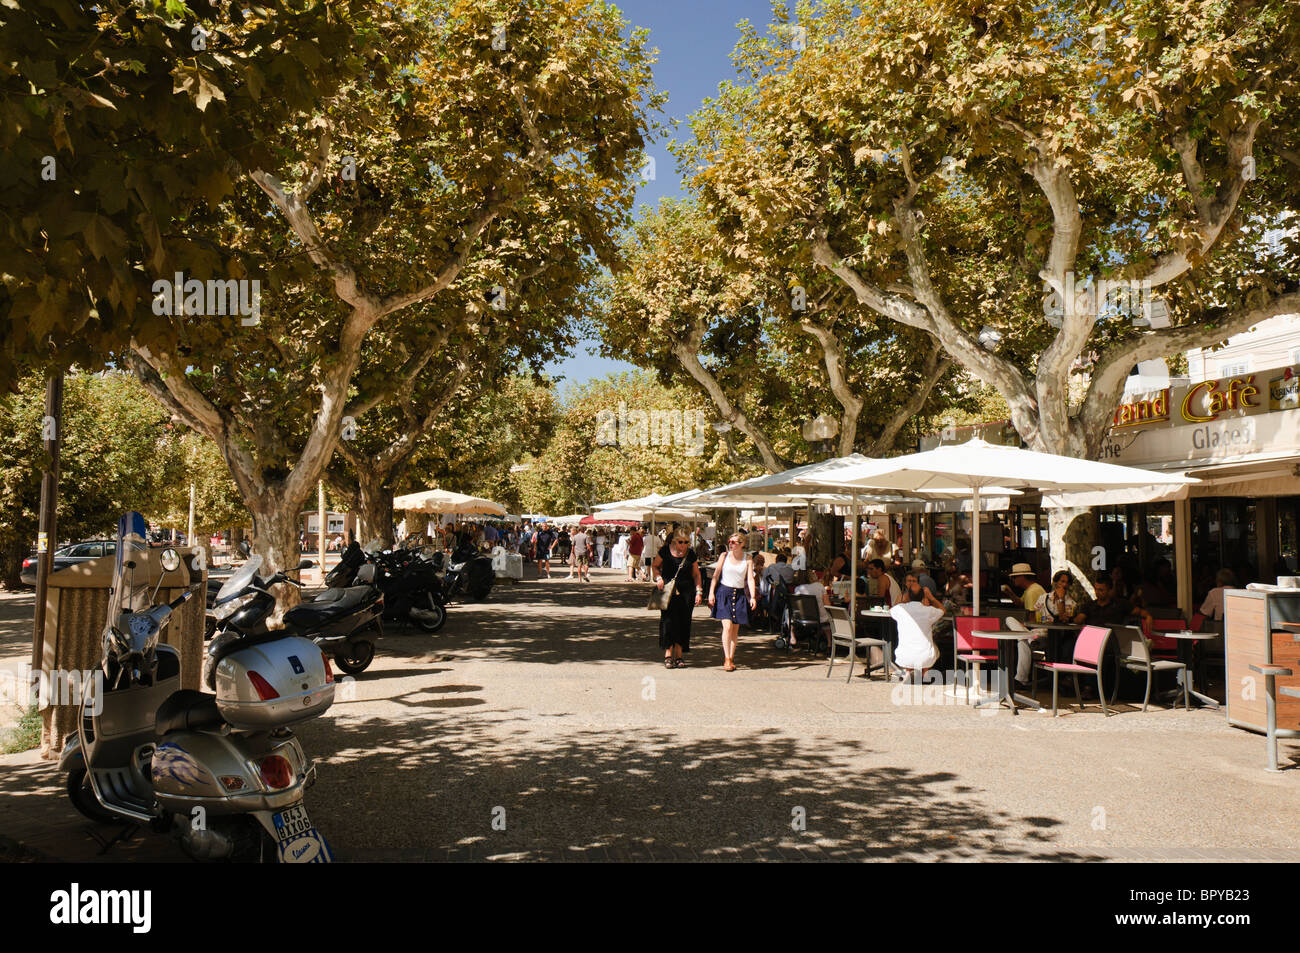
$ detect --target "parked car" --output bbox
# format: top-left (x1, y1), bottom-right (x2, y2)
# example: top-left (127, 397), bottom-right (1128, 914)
top-left (19, 539), bottom-right (118, 587)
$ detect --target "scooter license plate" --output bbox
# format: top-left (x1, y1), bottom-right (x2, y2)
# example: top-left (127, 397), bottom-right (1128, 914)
top-left (272, 805), bottom-right (333, 863)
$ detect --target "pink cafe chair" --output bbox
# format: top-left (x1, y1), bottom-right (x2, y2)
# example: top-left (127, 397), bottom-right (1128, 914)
top-left (1033, 625), bottom-right (1114, 717)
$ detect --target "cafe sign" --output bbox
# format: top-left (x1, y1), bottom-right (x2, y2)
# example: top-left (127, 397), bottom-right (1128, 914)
top-left (1179, 374), bottom-right (1262, 422)
top-left (1113, 389), bottom-right (1169, 429)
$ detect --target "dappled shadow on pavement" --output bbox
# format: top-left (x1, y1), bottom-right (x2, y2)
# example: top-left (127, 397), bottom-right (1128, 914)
top-left (297, 711), bottom-right (1095, 861)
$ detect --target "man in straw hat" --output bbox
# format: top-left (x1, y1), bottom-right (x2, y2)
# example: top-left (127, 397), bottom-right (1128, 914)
top-left (1004, 562), bottom-right (1047, 688)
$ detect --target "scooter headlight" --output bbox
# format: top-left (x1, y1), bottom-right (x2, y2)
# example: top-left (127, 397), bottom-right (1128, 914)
top-left (210, 592), bottom-right (256, 623)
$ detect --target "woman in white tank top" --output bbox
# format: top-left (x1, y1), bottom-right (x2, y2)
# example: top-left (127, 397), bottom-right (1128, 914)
top-left (708, 533), bottom-right (757, 672)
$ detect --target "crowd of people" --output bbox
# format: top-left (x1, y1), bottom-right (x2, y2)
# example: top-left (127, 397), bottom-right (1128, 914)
top-left (388, 515), bottom-right (1228, 687)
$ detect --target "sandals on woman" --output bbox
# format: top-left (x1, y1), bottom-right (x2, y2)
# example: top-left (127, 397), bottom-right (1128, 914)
top-left (673, 658), bottom-right (686, 668)
top-left (664, 657), bottom-right (675, 669)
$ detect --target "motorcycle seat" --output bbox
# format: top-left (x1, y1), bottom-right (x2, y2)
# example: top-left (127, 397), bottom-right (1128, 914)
top-left (284, 586), bottom-right (376, 628)
top-left (155, 689), bottom-right (224, 738)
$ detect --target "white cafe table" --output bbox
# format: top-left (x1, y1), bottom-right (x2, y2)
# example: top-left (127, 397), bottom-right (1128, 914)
top-left (1159, 630), bottom-right (1221, 710)
top-left (973, 631), bottom-right (1043, 715)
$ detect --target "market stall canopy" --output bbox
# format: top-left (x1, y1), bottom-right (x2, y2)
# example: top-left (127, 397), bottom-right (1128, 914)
top-left (579, 515), bottom-right (641, 527)
top-left (594, 493), bottom-right (668, 510)
top-left (592, 506), bottom-right (701, 522)
top-left (393, 489), bottom-right (507, 516)
top-left (548, 513), bottom-right (590, 525)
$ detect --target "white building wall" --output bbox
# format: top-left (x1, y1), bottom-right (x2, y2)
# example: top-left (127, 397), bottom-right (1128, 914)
top-left (1186, 312), bottom-right (1300, 382)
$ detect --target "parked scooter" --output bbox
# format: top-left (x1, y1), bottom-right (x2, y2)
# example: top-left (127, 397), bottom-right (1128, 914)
top-left (429, 543), bottom-right (495, 603)
top-left (327, 540), bottom-right (447, 632)
top-left (209, 550), bottom-right (383, 675)
top-left (60, 513), bottom-right (336, 862)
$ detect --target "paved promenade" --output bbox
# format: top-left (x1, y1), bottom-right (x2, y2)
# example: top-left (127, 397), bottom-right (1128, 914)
top-left (1, 570), bottom-right (1297, 862)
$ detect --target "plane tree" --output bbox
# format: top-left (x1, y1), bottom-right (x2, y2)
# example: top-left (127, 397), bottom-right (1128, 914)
top-left (681, 0), bottom-right (1300, 572)
top-left (323, 258), bottom-right (582, 547)
top-left (122, 0), bottom-right (661, 574)
top-left (597, 199), bottom-right (969, 472)
top-left (0, 0), bottom-right (406, 386)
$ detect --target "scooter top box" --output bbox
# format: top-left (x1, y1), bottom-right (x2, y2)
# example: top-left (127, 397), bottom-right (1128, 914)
top-left (213, 635), bottom-right (335, 730)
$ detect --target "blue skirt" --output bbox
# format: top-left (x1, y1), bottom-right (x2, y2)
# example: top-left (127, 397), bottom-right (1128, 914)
top-left (712, 583), bottom-right (750, 625)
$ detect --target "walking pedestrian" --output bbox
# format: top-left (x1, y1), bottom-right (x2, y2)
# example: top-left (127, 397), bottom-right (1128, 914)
top-left (653, 530), bottom-right (702, 669)
top-left (595, 530), bottom-right (607, 568)
top-left (571, 526), bottom-right (591, 582)
top-left (708, 533), bottom-right (757, 672)
top-left (627, 527), bottom-right (645, 581)
top-left (533, 522), bottom-right (556, 579)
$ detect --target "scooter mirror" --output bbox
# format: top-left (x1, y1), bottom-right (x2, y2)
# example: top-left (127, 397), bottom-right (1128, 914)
top-left (160, 548), bottom-right (181, 573)
top-left (297, 559), bottom-right (314, 571)
top-left (238, 539), bottom-right (252, 557)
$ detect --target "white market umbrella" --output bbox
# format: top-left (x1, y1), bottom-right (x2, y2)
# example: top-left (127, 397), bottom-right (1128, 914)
top-left (393, 488), bottom-right (507, 516)
top-left (596, 493), bottom-right (706, 542)
top-left (799, 438), bottom-right (1198, 614)
top-left (549, 513), bottom-right (590, 526)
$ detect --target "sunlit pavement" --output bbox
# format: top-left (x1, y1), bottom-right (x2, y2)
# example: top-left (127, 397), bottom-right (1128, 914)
top-left (2, 570), bottom-right (1298, 862)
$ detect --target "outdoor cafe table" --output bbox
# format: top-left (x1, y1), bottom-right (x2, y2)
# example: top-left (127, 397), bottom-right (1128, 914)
top-left (854, 607), bottom-right (897, 666)
top-left (974, 631), bottom-right (1042, 715)
top-left (1159, 630), bottom-right (1223, 710)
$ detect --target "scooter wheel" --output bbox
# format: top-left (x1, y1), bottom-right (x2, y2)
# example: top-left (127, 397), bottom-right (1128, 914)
top-left (334, 640), bottom-right (375, 675)
top-left (66, 764), bottom-right (118, 824)
top-left (409, 595), bottom-right (446, 634)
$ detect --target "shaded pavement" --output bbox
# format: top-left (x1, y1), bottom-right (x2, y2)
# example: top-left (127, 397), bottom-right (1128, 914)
top-left (1, 569), bottom-right (1298, 861)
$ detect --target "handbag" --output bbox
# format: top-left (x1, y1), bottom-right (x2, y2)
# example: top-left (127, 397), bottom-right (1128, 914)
top-left (646, 551), bottom-right (688, 611)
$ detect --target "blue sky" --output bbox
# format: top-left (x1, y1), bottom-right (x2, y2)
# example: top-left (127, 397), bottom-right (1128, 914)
top-left (541, 0), bottom-right (778, 395)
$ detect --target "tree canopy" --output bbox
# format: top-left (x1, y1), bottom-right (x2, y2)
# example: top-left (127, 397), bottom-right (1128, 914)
top-left (677, 0), bottom-right (1300, 457)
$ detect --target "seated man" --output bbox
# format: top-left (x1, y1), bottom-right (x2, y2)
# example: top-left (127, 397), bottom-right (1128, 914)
top-left (763, 551), bottom-right (796, 590)
top-left (910, 558), bottom-right (940, 600)
top-left (1068, 574), bottom-right (1152, 690)
top-left (1074, 573), bottom-right (1151, 628)
top-left (891, 599), bottom-right (944, 682)
top-left (866, 558), bottom-right (902, 606)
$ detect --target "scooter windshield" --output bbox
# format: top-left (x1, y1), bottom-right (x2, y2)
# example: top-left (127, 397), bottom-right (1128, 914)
top-left (107, 512), bottom-right (154, 632)
top-left (216, 555), bottom-right (264, 603)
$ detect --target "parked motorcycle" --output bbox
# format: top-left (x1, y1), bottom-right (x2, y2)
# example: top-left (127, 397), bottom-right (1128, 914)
top-left (327, 540), bottom-right (447, 632)
top-left (60, 513), bottom-right (336, 863)
top-left (430, 543), bottom-right (495, 603)
top-left (209, 552), bottom-right (384, 675)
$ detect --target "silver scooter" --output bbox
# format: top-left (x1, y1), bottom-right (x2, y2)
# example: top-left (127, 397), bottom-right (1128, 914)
top-left (59, 513), bottom-right (336, 862)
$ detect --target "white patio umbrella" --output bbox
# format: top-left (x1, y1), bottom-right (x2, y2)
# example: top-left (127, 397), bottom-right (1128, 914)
top-left (798, 438), bottom-right (1198, 614)
top-left (393, 489), bottom-right (507, 516)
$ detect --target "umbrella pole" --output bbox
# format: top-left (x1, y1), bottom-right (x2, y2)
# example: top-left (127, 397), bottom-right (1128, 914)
top-left (764, 503), bottom-right (769, 552)
top-left (971, 486), bottom-right (981, 615)
top-left (850, 492), bottom-right (858, 623)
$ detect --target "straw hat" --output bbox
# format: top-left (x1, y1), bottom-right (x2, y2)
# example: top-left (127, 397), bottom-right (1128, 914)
top-left (1009, 562), bottom-right (1036, 578)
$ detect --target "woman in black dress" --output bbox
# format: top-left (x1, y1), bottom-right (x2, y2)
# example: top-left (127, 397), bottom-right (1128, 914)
top-left (652, 532), bottom-right (702, 668)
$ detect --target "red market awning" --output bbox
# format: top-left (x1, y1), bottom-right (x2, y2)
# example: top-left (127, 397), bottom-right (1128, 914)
top-left (579, 516), bottom-right (641, 527)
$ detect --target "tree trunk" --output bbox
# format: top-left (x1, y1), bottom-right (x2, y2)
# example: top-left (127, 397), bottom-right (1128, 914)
top-left (248, 500), bottom-right (305, 620)
top-left (357, 476), bottom-right (396, 550)
top-left (1, 538), bottom-right (26, 590)
top-left (1046, 506), bottom-right (1101, 601)
top-left (712, 509), bottom-right (735, 550)
top-left (807, 508), bottom-right (837, 575)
